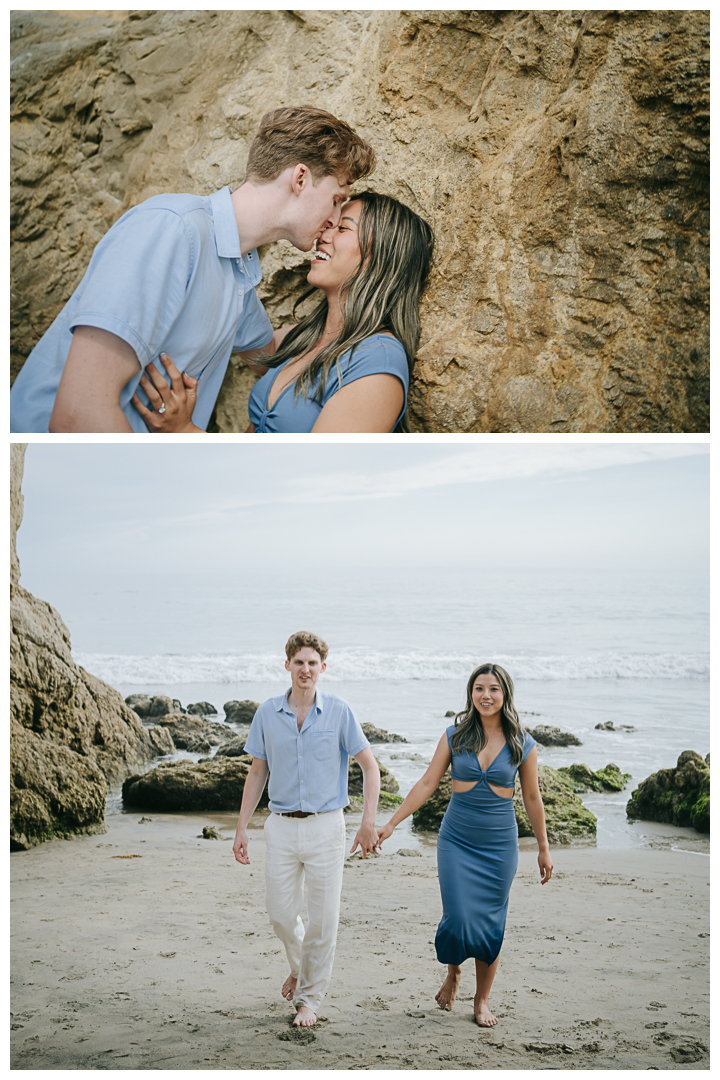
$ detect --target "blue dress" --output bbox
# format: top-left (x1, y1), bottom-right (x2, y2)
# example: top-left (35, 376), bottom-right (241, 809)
top-left (248, 334), bottom-right (408, 432)
top-left (435, 726), bottom-right (537, 967)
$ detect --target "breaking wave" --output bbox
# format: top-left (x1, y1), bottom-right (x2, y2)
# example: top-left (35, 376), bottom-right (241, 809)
top-left (73, 650), bottom-right (709, 685)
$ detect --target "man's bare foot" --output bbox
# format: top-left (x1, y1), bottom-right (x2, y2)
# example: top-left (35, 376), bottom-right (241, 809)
top-left (474, 999), bottom-right (498, 1027)
top-left (292, 1006), bottom-right (317, 1027)
top-left (435, 967), bottom-right (462, 1011)
top-left (282, 975), bottom-right (297, 1002)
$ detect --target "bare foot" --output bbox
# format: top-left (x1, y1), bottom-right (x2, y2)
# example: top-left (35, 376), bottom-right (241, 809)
top-left (474, 999), bottom-right (498, 1027)
top-left (282, 975), bottom-right (297, 1002)
top-left (435, 967), bottom-right (462, 1011)
top-left (292, 1006), bottom-right (317, 1027)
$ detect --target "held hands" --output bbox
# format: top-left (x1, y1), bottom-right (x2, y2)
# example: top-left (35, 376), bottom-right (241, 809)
top-left (350, 821), bottom-right (380, 859)
top-left (131, 352), bottom-right (201, 432)
top-left (233, 828), bottom-right (250, 865)
top-left (375, 821), bottom-right (395, 849)
top-left (538, 848), bottom-right (553, 884)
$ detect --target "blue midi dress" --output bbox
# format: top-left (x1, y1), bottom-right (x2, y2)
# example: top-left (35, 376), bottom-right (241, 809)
top-left (435, 726), bottom-right (537, 967)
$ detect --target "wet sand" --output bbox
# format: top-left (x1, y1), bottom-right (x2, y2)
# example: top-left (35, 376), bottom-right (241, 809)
top-left (11, 811), bottom-right (709, 1070)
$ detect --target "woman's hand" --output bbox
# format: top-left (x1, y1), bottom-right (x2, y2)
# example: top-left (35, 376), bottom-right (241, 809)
top-left (538, 847), bottom-right (553, 884)
top-left (131, 352), bottom-right (202, 432)
top-left (376, 821), bottom-right (395, 848)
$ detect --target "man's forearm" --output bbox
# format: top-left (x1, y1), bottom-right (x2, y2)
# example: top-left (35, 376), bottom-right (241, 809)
top-left (361, 763), bottom-right (381, 824)
top-left (237, 770), bottom-right (268, 829)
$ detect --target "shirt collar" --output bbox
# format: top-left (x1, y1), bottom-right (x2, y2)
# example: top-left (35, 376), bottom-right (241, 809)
top-left (208, 187), bottom-right (263, 284)
top-left (277, 687), bottom-right (325, 717)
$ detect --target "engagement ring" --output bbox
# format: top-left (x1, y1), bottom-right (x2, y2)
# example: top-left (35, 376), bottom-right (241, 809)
top-left (158, 404), bottom-right (166, 414)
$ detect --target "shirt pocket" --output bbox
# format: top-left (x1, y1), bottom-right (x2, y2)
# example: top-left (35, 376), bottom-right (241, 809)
top-left (306, 730), bottom-right (340, 770)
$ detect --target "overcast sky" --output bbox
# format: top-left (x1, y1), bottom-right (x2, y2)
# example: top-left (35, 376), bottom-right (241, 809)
top-left (17, 442), bottom-right (709, 585)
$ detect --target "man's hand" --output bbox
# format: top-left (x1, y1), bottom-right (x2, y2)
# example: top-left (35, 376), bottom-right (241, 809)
top-left (349, 821), bottom-right (379, 859)
top-left (233, 827), bottom-right (250, 865)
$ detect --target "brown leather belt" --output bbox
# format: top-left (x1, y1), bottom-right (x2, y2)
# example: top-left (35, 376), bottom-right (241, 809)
top-left (281, 810), bottom-right (315, 818)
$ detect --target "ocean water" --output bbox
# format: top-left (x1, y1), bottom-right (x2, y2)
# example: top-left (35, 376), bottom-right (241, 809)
top-left (32, 565), bottom-right (708, 854)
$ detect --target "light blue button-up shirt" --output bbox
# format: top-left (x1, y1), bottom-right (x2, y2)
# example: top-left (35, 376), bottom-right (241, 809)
top-left (244, 689), bottom-right (370, 814)
top-left (10, 186), bottom-right (274, 432)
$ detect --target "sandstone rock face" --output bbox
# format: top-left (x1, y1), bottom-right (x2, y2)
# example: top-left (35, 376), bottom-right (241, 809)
top-left (10, 10), bottom-right (708, 431)
top-left (626, 750), bottom-right (709, 833)
top-left (526, 724), bottom-right (582, 747)
top-left (412, 764), bottom-right (597, 843)
top-left (10, 446), bottom-right (175, 849)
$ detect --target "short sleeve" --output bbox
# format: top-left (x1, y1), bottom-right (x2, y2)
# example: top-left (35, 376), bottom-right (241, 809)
top-left (340, 704), bottom-right (370, 757)
top-left (244, 710), bottom-right (267, 760)
top-left (330, 336), bottom-right (409, 414)
top-left (445, 725), bottom-right (455, 751)
top-left (521, 732), bottom-right (537, 764)
top-left (233, 285), bottom-right (274, 351)
top-left (69, 206), bottom-right (194, 368)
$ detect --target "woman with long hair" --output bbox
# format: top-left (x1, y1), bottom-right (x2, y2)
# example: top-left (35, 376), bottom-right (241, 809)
top-left (376, 664), bottom-right (553, 1027)
top-left (133, 191), bottom-right (434, 433)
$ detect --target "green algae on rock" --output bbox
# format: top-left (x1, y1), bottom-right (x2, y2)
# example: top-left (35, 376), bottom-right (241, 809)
top-left (557, 762), bottom-right (631, 793)
top-left (626, 751), bottom-right (709, 833)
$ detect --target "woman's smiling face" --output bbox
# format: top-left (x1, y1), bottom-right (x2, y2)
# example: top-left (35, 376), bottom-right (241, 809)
top-left (306, 198), bottom-right (364, 294)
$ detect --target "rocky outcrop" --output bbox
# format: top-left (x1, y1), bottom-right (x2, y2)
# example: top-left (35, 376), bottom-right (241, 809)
top-left (556, 762), bottom-right (630, 793)
top-left (527, 725), bottom-right (582, 747)
top-left (595, 720), bottom-right (636, 732)
top-left (215, 737), bottom-right (249, 759)
top-left (152, 713), bottom-right (237, 752)
top-left (122, 755), bottom-right (269, 812)
top-left (224, 700), bottom-right (259, 725)
top-left (361, 723), bottom-right (408, 744)
top-left (411, 765), bottom-right (597, 843)
top-left (10, 10), bottom-right (709, 432)
top-left (626, 751), bottom-right (709, 833)
top-left (10, 445), bottom-right (175, 850)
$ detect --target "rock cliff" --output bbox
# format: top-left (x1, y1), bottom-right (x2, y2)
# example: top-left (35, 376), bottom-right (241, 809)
top-left (10, 445), bottom-right (174, 850)
top-left (10, 9), bottom-right (708, 432)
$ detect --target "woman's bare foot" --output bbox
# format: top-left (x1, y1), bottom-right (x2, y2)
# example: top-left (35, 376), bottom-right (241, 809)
top-left (282, 975), bottom-right (297, 1002)
top-left (474, 999), bottom-right (498, 1027)
top-left (435, 966), bottom-right (462, 1011)
top-left (292, 1006), bottom-right (317, 1027)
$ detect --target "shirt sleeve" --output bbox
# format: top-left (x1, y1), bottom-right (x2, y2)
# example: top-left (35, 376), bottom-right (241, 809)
top-left (232, 285), bottom-right (274, 351)
top-left (340, 704), bottom-right (371, 757)
top-left (243, 709), bottom-right (267, 760)
top-left (69, 206), bottom-right (195, 368)
top-left (521, 732), bottom-right (537, 763)
top-left (331, 337), bottom-right (409, 411)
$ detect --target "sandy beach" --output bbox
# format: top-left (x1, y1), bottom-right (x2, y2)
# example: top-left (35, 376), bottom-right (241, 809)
top-left (11, 810), bottom-right (709, 1071)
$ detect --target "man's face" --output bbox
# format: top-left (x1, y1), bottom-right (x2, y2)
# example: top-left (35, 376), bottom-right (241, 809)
top-left (289, 170), bottom-right (350, 251)
top-left (285, 647), bottom-right (326, 692)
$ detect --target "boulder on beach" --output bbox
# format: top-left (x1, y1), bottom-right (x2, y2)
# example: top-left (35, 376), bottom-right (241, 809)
top-left (125, 694), bottom-right (153, 716)
top-left (361, 723), bottom-right (408, 744)
top-left (348, 756), bottom-right (399, 796)
top-left (215, 737), bottom-right (249, 758)
top-left (596, 721), bottom-right (636, 732)
top-left (122, 755), bottom-right (267, 812)
top-left (154, 714), bottom-right (237, 750)
top-left (411, 764), bottom-right (597, 843)
top-left (187, 702), bottom-right (218, 716)
top-left (11, 446), bottom-right (175, 850)
top-left (526, 724), bottom-right (582, 747)
top-left (224, 700), bottom-right (259, 725)
top-left (557, 762), bottom-right (631, 793)
top-left (626, 751), bottom-right (709, 833)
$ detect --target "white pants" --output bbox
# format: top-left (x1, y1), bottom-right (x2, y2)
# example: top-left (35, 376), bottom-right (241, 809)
top-left (263, 809), bottom-right (346, 1013)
